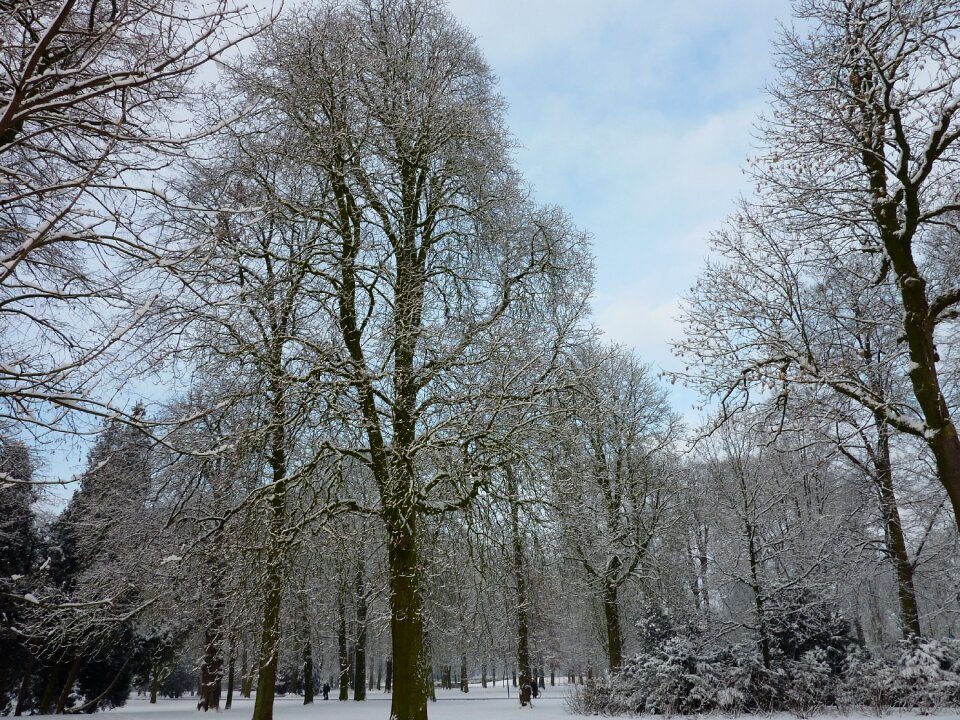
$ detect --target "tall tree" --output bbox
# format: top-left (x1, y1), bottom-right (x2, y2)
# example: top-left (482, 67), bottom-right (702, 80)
top-left (218, 2), bottom-right (592, 718)
top-left (557, 344), bottom-right (680, 670)
top-left (695, 0), bottom-right (960, 526)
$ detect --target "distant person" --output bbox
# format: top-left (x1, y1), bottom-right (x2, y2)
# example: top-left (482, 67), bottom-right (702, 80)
top-left (322, 682), bottom-right (330, 700)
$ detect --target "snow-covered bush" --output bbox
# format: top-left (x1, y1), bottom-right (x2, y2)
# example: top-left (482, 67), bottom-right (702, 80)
top-left (781, 649), bottom-right (834, 717)
top-left (897, 637), bottom-right (960, 713)
top-left (837, 649), bottom-right (901, 715)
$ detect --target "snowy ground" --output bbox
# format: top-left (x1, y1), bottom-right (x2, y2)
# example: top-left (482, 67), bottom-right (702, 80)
top-left (106, 684), bottom-right (576, 720)
top-left (103, 688), bottom-right (960, 720)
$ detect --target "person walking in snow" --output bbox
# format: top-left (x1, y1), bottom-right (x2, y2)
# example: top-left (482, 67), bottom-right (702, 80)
top-left (322, 682), bottom-right (330, 700)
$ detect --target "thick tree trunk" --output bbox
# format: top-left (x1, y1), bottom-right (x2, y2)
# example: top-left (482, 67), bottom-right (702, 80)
top-left (354, 564), bottom-right (367, 701)
top-left (200, 610), bottom-right (224, 710)
top-left (302, 640), bottom-right (314, 704)
top-left (886, 249), bottom-right (960, 528)
top-left (602, 580), bottom-right (623, 670)
top-left (251, 565), bottom-right (283, 720)
top-left (386, 517), bottom-right (427, 720)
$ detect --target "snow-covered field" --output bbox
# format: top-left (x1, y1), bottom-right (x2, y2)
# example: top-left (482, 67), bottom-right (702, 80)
top-left (102, 688), bottom-right (960, 720)
top-left (105, 685), bottom-right (576, 720)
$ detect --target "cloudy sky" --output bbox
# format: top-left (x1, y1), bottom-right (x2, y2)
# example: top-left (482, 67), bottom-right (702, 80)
top-left (446, 0), bottom-right (792, 391)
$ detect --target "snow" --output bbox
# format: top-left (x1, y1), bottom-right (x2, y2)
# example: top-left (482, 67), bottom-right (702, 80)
top-left (99, 691), bottom-right (960, 720)
top-left (103, 686), bottom-right (578, 720)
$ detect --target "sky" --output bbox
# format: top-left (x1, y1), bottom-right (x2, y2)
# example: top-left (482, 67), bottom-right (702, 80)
top-left (446, 0), bottom-right (792, 377)
top-left (38, 0), bottom-right (795, 491)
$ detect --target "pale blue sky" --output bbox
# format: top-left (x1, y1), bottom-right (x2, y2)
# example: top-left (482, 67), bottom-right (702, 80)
top-left (39, 1), bottom-right (794, 491)
top-left (448, 0), bottom-right (792, 379)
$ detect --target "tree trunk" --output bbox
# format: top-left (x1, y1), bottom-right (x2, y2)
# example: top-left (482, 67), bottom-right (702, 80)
top-left (507, 467), bottom-right (532, 690)
top-left (386, 515), bottom-right (427, 720)
top-left (55, 654), bottom-right (82, 714)
top-left (338, 587), bottom-right (350, 701)
top-left (602, 580), bottom-right (623, 670)
top-left (303, 640), bottom-right (314, 704)
top-left (377, 659), bottom-right (383, 690)
top-left (860, 125), bottom-right (960, 530)
top-left (14, 651), bottom-right (32, 716)
top-left (240, 644), bottom-right (252, 699)
top-left (460, 655), bottom-right (468, 693)
top-left (384, 657), bottom-right (392, 692)
top-left (251, 390), bottom-right (288, 720)
top-left (200, 608), bottom-right (224, 711)
top-left (481, 661), bottom-right (487, 688)
top-left (150, 666), bottom-right (161, 704)
top-left (354, 563), bottom-right (367, 701)
top-left (225, 651), bottom-right (235, 709)
top-left (872, 416), bottom-right (922, 638)
top-left (39, 666), bottom-right (59, 714)
top-left (745, 518), bottom-right (771, 669)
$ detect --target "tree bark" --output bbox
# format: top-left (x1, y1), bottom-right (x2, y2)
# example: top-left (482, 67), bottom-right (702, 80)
top-left (872, 416), bottom-right (922, 638)
top-left (338, 587), bottom-right (350, 701)
top-left (240, 644), bottom-right (252, 699)
top-left (602, 580), bottom-right (623, 670)
top-left (385, 514), bottom-right (427, 720)
top-left (14, 651), bottom-right (32, 716)
top-left (854, 75), bottom-right (960, 530)
top-left (251, 382), bottom-right (288, 720)
top-left (354, 563), bottom-right (367, 701)
top-left (150, 666), bottom-right (161, 704)
top-left (55, 654), bottom-right (82, 714)
top-left (302, 639), bottom-right (314, 704)
top-left (507, 467), bottom-right (532, 690)
top-left (225, 651), bottom-right (235, 709)
top-left (744, 517), bottom-right (771, 669)
top-left (200, 606), bottom-right (224, 710)
top-left (39, 666), bottom-right (59, 714)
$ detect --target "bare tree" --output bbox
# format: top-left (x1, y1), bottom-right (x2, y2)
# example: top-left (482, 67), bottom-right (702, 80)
top-left (214, 2), bottom-right (592, 718)
top-left (556, 343), bottom-right (680, 670)
top-left (710, 0), bottom-right (960, 525)
top-left (0, 0), bottom-right (270, 443)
